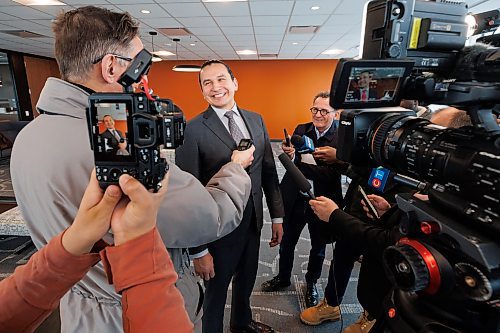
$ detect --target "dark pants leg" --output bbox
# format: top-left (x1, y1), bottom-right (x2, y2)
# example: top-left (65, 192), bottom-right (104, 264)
top-left (325, 239), bottom-right (360, 306)
top-left (278, 199), bottom-right (307, 282)
top-left (202, 200), bottom-right (255, 333)
top-left (304, 213), bottom-right (327, 284)
top-left (230, 220), bottom-right (260, 327)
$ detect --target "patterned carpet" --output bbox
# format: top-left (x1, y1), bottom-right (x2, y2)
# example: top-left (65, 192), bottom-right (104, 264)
top-left (221, 142), bottom-right (361, 333)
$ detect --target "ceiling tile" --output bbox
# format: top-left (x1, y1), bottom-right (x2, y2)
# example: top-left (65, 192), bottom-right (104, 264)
top-left (205, 2), bottom-right (250, 17)
top-left (334, 0), bottom-right (367, 15)
top-left (0, 6), bottom-right (52, 19)
top-left (139, 17), bottom-right (181, 28)
top-left (189, 27), bottom-right (222, 35)
top-left (160, 3), bottom-right (210, 18)
top-left (198, 35), bottom-right (228, 42)
top-left (254, 25), bottom-right (285, 35)
top-left (224, 26), bottom-right (254, 35)
top-left (176, 16), bottom-right (218, 28)
top-left (250, 1), bottom-right (293, 16)
top-left (215, 16), bottom-right (252, 27)
top-left (292, 0), bottom-right (342, 15)
top-left (113, 4), bottom-right (171, 18)
top-left (252, 15), bottom-right (289, 27)
top-left (32, 5), bottom-right (73, 16)
top-left (256, 34), bottom-right (284, 41)
top-left (288, 15), bottom-right (329, 26)
top-left (323, 14), bottom-right (361, 26)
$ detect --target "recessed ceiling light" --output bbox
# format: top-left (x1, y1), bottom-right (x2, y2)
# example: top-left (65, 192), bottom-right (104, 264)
top-left (202, 0), bottom-right (247, 2)
top-left (322, 49), bottom-right (345, 55)
top-left (236, 49), bottom-right (257, 55)
top-left (141, 9), bottom-right (150, 14)
top-left (154, 50), bottom-right (175, 56)
top-left (166, 43), bottom-right (171, 46)
top-left (311, 6), bottom-right (320, 10)
top-left (13, 0), bottom-right (65, 5)
top-left (152, 56), bottom-right (163, 62)
top-left (292, 42), bottom-right (298, 45)
top-left (190, 43), bottom-right (195, 46)
top-left (172, 65), bottom-right (202, 72)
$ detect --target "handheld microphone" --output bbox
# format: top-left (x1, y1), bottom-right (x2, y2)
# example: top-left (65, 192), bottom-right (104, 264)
top-left (291, 135), bottom-right (315, 154)
top-left (278, 153), bottom-right (316, 199)
top-left (368, 167), bottom-right (390, 192)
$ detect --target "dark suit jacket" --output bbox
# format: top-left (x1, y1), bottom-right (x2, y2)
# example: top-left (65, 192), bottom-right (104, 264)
top-left (175, 106), bottom-right (285, 253)
top-left (100, 129), bottom-right (124, 155)
top-left (352, 88), bottom-right (378, 101)
top-left (280, 122), bottom-right (344, 224)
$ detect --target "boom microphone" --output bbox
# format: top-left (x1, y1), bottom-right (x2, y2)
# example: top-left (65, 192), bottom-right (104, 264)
top-left (278, 153), bottom-right (316, 199)
top-left (291, 135), bottom-right (315, 154)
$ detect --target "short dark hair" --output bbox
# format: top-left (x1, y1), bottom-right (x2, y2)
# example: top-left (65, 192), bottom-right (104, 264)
top-left (198, 59), bottom-right (235, 86)
top-left (53, 6), bottom-right (139, 81)
top-left (313, 91), bottom-right (330, 104)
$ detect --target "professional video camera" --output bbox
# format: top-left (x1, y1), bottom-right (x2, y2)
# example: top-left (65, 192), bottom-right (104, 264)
top-left (86, 49), bottom-right (185, 191)
top-left (329, 0), bottom-right (500, 332)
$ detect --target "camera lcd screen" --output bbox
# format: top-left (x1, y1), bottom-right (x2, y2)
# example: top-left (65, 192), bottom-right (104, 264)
top-left (330, 59), bottom-right (414, 109)
top-left (344, 67), bottom-right (406, 104)
top-left (93, 101), bottom-right (135, 162)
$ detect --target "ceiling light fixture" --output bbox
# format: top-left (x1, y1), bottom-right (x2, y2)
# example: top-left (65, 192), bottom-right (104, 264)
top-left (292, 42), bottom-right (298, 45)
top-left (13, 0), bottom-right (65, 5)
top-left (171, 38), bottom-right (201, 72)
top-left (190, 43), bottom-right (196, 46)
top-left (236, 49), bottom-right (257, 55)
top-left (322, 49), bottom-right (345, 55)
top-left (311, 6), bottom-right (320, 11)
top-left (141, 9), bottom-right (151, 14)
top-left (149, 31), bottom-right (163, 62)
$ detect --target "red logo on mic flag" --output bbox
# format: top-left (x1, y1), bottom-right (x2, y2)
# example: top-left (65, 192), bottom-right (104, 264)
top-left (372, 178), bottom-right (381, 188)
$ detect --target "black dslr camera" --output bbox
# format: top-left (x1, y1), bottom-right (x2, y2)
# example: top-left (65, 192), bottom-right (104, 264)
top-left (329, 0), bottom-right (500, 332)
top-left (87, 49), bottom-right (185, 191)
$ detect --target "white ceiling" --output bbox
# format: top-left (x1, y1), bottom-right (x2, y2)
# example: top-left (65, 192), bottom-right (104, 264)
top-left (0, 0), bottom-right (495, 60)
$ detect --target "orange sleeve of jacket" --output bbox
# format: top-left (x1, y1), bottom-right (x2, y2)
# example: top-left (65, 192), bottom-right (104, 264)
top-left (0, 231), bottom-right (100, 333)
top-left (100, 227), bottom-right (193, 333)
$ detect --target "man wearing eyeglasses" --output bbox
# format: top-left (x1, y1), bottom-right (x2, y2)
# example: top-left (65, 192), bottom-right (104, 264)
top-left (11, 6), bottom-right (254, 333)
top-left (261, 91), bottom-right (344, 311)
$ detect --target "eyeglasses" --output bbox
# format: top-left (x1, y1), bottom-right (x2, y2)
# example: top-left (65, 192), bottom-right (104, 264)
top-left (310, 107), bottom-right (333, 116)
top-left (92, 54), bottom-right (133, 65)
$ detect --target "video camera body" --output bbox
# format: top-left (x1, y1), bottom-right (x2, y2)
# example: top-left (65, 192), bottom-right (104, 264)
top-left (87, 49), bottom-right (185, 191)
top-left (329, 0), bottom-right (500, 331)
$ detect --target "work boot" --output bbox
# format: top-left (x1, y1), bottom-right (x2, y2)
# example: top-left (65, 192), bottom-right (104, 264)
top-left (261, 276), bottom-right (291, 292)
top-left (343, 310), bottom-right (376, 333)
top-left (300, 298), bottom-right (340, 325)
top-left (305, 282), bottom-right (319, 307)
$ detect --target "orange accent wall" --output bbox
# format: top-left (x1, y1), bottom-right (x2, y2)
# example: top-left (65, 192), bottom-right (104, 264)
top-left (24, 56), bottom-right (60, 117)
top-left (147, 59), bottom-right (338, 139)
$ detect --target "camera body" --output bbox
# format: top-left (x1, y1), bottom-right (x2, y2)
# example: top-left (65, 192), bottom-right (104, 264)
top-left (87, 49), bottom-right (185, 191)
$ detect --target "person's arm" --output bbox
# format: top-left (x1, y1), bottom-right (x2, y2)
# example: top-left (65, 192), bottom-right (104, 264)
top-left (0, 232), bottom-right (100, 333)
top-left (260, 116), bottom-right (285, 246)
top-left (100, 228), bottom-right (193, 333)
top-left (0, 171), bottom-right (122, 333)
top-left (102, 172), bottom-right (193, 333)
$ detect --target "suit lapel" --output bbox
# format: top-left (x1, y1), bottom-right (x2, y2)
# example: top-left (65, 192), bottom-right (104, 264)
top-left (239, 108), bottom-right (257, 141)
top-left (202, 107), bottom-right (236, 151)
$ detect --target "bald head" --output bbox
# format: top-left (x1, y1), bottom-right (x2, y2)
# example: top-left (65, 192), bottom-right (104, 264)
top-left (430, 107), bottom-right (472, 128)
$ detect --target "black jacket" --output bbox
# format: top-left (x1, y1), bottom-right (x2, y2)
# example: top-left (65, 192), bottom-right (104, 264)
top-left (280, 122), bottom-right (344, 221)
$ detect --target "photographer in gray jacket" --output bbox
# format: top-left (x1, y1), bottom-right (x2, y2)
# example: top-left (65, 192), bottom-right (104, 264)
top-left (11, 6), bottom-right (252, 333)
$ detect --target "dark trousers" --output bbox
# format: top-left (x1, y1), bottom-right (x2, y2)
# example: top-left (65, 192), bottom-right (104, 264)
top-left (325, 239), bottom-right (360, 306)
top-left (278, 198), bottom-right (326, 284)
top-left (202, 200), bottom-right (259, 333)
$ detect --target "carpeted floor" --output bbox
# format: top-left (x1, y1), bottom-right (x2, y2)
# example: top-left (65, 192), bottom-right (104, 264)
top-left (221, 142), bottom-right (361, 333)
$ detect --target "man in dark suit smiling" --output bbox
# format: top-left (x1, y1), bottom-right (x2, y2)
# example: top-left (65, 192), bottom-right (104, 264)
top-left (176, 60), bottom-right (285, 333)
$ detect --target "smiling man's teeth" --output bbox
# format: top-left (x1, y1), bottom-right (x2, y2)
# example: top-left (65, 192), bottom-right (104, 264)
top-left (214, 93), bottom-right (225, 98)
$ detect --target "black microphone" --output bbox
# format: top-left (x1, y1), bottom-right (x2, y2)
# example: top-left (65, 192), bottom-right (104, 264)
top-left (278, 153), bottom-right (316, 199)
top-left (290, 135), bottom-right (315, 154)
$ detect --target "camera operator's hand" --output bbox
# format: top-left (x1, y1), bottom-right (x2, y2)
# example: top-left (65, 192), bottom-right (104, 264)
top-left (313, 146), bottom-right (338, 164)
top-left (282, 140), bottom-right (295, 160)
top-left (231, 145), bottom-right (255, 169)
top-left (269, 223), bottom-right (283, 247)
top-left (309, 196), bottom-right (339, 222)
top-left (361, 194), bottom-right (391, 220)
top-left (194, 253), bottom-right (215, 281)
top-left (110, 172), bottom-right (169, 246)
top-left (62, 169), bottom-right (122, 255)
